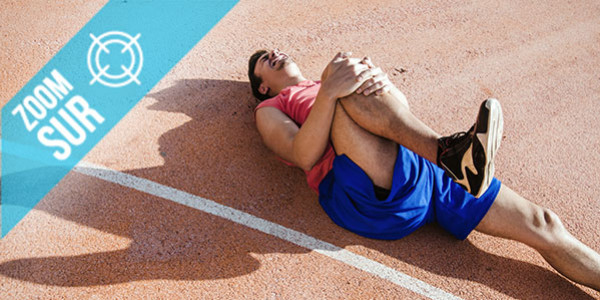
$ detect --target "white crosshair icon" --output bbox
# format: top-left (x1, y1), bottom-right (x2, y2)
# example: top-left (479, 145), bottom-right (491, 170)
top-left (88, 31), bottom-right (143, 88)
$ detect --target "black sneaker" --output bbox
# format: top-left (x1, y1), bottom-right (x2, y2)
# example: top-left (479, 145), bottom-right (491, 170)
top-left (437, 98), bottom-right (503, 197)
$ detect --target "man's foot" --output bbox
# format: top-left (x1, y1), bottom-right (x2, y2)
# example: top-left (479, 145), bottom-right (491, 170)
top-left (437, 98), bottom-right (503, 197)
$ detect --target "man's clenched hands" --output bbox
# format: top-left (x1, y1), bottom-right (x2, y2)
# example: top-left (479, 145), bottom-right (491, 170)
top-left (320, 52), bottom-right (391, 100)
top-left (355, 57), bottom-right (392, 96)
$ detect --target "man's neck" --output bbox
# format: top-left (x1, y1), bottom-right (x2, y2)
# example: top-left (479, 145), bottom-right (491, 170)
top-left (271, 75), bottom-right (307, 96)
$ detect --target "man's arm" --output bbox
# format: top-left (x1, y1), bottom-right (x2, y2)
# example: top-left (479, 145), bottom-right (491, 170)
top-left (255, 88), bottom-right (337, 171)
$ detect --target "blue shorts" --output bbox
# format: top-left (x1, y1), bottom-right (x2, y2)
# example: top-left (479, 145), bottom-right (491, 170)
top-left (318, 146), bottom-right (501, 240)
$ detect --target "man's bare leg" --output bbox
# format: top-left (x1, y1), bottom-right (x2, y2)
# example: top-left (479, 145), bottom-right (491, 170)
top-left (339, 87), bottom-right (441, 164)
top-left (330, 98), bottom-right (600, 290)
top-left (330, 102), bottom-right (396, 189)
top-left (337, 85), bottom-right (503, 198)
top-left (476, 186), bottom-right (600, 290)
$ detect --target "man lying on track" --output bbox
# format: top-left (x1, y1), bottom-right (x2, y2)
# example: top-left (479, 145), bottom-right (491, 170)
top-left (248, 49), bottom-right (600, 290)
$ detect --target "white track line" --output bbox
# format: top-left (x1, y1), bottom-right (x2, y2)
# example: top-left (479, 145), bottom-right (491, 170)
top-left (73, 161), bottom-right (461, 300)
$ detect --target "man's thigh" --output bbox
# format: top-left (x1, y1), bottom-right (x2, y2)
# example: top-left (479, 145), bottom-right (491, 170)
top-left (330, 102), bottom-right (397, 189)
top-left (338, 87), bottom-right (440, 164)
top-left (338, 90), bottom-right (403, 136)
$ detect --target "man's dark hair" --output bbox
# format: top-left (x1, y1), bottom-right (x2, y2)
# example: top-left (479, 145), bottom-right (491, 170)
top-left (248, 49), bottom-right (270, 101)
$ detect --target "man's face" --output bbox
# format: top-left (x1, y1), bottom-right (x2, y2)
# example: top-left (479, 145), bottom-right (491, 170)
top-left (253, 49), bottom-right (301, 96)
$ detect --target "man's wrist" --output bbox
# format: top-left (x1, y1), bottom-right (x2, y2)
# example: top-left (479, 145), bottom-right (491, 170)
top-left (317, 83), bottom-right (337, 102)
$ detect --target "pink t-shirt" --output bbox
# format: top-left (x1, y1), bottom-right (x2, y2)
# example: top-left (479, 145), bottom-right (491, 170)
top-left (255, 80), bottom-right (336, 193)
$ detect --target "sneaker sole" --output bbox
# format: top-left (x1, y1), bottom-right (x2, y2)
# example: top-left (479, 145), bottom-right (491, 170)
top-left (474, 98), bottom-right (503, 197)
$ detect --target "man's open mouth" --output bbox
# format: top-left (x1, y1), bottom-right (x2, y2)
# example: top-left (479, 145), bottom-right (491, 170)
top-left (269, 52), bottom-right (289, 69)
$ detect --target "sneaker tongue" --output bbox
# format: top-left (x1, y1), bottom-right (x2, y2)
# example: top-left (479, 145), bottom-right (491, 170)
top-left (447, 131), bottom-right (468, 142)
top-left (441, 131), bottom-right (471, 154)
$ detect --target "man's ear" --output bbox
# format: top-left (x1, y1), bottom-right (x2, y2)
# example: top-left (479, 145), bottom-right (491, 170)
top-left (258, 83), bottom-right (269, 96)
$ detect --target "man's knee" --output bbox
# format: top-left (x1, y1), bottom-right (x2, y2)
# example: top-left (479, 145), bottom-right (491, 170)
top-left (530, 206), bottom-right (568, 250)
top-left (339, 92), bottom-right (380, 114)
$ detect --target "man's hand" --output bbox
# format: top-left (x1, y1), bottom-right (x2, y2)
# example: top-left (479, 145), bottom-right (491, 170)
top-left (355, 56), bottom-right (391, 96)
top-left (320, 53), bottom-right (392, 100)
top-left (320, 52), bottom-right (371, 100)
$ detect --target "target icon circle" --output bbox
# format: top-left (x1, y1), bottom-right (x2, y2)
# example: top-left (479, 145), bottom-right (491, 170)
top-left (88, 31), bottom-right (143, 88)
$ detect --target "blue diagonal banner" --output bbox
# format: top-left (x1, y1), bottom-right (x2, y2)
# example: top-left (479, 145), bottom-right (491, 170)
top-left (1, 0), bottom-right (238, 237)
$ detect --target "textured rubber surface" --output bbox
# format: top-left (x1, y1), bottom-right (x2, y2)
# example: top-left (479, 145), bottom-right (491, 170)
top-left (474, 98), bottom-right (503, 197)
top-left (482, 98), bottom-right (503, 197)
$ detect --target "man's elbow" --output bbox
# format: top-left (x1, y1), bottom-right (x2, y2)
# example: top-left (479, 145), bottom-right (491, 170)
top-left (294, 155), bottom-right (317, 172)
top-left (297, 160), bottom-right (315, 172)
